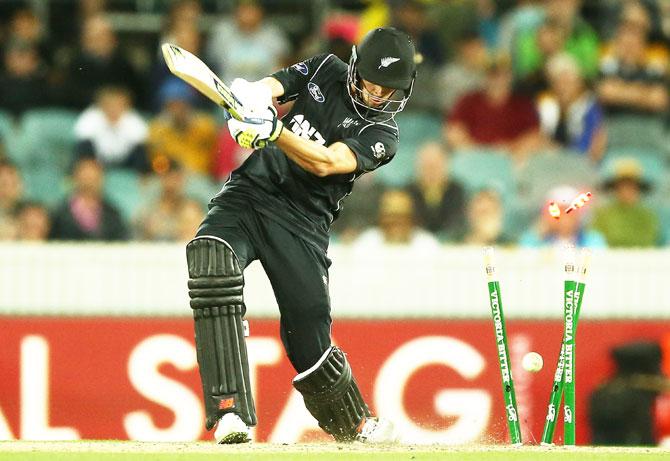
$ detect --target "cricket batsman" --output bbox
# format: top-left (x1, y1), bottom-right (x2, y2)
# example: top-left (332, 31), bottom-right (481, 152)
top-left (186, 27), bottom-right (416, 444)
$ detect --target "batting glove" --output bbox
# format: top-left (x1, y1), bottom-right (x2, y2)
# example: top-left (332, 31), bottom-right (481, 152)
top-left (228, 105), bottom-right (283, 149)
top-left (230, 78), bottom-right (272, 114)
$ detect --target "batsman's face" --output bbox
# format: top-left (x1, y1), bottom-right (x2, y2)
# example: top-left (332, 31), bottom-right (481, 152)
top-left (359, 79), bottom-right (396, 108)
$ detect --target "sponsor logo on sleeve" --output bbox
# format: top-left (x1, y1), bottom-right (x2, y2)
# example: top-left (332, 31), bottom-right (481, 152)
top-left (307, 82), bottom-right (325, 103)
top-left (371, 142), bottom-right (386, 159)
top-left (292, 62), bottom-right (309, 75)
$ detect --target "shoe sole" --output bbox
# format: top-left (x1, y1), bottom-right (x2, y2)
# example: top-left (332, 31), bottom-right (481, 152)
top-left (217, 432), bottom-right (251, 444)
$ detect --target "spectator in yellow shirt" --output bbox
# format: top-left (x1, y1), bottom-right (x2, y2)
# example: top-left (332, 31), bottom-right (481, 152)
top-left (148, 78), bottom-right (218, 176)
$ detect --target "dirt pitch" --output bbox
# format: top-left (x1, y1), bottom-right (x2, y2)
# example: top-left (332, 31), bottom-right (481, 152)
top-left (1, 441), bottom-right (669, 461)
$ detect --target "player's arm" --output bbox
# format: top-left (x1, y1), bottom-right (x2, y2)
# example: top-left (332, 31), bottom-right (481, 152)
top-left (256, 77), bottom-right (285, 99)
top-left (274, 132), bottom-right (357, 177)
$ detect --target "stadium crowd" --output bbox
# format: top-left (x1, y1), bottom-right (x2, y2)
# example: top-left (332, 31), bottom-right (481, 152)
top-left (0, 0), bottom-right (669, 248)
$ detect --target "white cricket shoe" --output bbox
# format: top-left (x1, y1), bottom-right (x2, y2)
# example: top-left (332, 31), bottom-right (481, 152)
top-left (355, 417), bottom-right (398, 444)
top-left (214, 413), bottom-right (251, 444)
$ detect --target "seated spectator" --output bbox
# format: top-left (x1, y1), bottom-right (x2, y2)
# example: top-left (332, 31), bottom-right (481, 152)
top-left (151, 1), bottom-right (208, 111)
top-left (391, 0), bottom-right (446, 113)
top-left (207, 0), bottom-right (289, 84)
top-left (520, 184), bottom-right (606, 248)
top-left (354, 189), bottom-right (441, 251)
top-left (406, 142), bottom-right (466, 240)
top-left (148, 79), bottom-right (218, 176)
top-left (330, 171), bottom-right (385, 243)
top-left (74, 86), bottom-right (150, 174)
top-left (597, 2), bottom-right (669, 118)
top-left (438, 30), bottom-right (487, 112)
top-left (0, 159), bottom-right (24, 240)
top-left (592, 158), bottom-right (660, 248)
top-left (498, 0), bottom-right (545, 55)
top-left (462, 188), bottom-right (514, 246)
top-left (15, 201), bottom-right (51, 241)
top-left (537, 53), bottom-right (607, 162)
top-left (135, 158), bottom-right (204, 241)
top-left (0, 39), bottom-right (51, 118)
top-left (61, 14), bottom-right (143, 109)
top-left (515, 0), bottom-right (599, 81)
top-left (176, 200), bottom-right (207, 242)
top-left (446, 54), bottom-right (542, 164)
top-left (5, 6), bottom-right (53, 67)
top-left (50, 158), bottom-right (129, 241)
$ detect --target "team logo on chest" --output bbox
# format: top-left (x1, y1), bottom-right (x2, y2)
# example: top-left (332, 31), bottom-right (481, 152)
top-left (288, 114), bottom-right (326, 145)
top-left (307, 82), bottom-right (325, 103)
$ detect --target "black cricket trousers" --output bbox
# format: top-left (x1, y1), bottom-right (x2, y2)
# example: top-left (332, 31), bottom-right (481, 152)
top-left (196, 202), bottom-right (332, 373)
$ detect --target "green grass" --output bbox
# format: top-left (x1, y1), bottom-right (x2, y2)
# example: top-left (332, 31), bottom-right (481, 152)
top-left (0, 441), bottom-right (668, 461)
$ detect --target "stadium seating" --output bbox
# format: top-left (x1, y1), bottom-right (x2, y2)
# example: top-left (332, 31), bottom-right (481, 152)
top-left (16, 109), bottom-right (79, 205)
top-left (374, 111), bottom-right (443, 187)
top-left (104, 168), bottom-right (143, 222)
top-left (450, 148), bottom-right (516, 201)
top-left (605, 114), bottom-right (668, 158)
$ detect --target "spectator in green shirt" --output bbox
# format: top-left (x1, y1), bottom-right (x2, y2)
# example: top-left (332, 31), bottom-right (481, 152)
top-left (514, 0), bottom-right (600, 88)
top-left (592, 157), bottom-right (660, 247)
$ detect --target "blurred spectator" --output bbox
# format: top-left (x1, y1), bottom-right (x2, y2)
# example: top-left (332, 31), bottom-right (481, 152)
top-left (0, 159), bottom-right (24, 240)
top-left (15, 201), bottom-right (50, 241)
top-left (498, 0), bottom-right (544, 55)
top-left (176, 200), bottom-right (207, 242)
top-left (151, 16), bottom-right (208, 111)
top-left (462, 188), bottom-right (513, 246)
top-left (391, 0), bottom-right (446, 113)
top-left (299, 12), bottom-right (358, 63)
top-left (353, 189), bottom-right (441, 251)
top-left (590, 341), bottom-right (665, 446)
top-left (74, 86), bottom-right (150, 174)
top-left (5, 6), bottom-right (53, 67)
top-left (330, 172), bottom-right (385, 244)
top-left (446, 54), bottom-right (542, 164)
top-left (391, 0), bottom-right (445, 67)
top-left (592, 157), bottom-right (660, 248)
top-left (437, 30), bottom-right (487, 112)
top-left (537, 53), bottom-right (607, 162)
top-left (597, 2), bottom-right (669, 118)
top-left (62, 14), bottom-right (144, 109)
top-left (207, 0), bottom-right (289, 84)
top-left (50, 158), bottom-right (129, 241)
top-left (212, 127), bottom-right (251, 182)
top-left (519, 184), bottom-right (606, 248)
top-left (515, 0), bottom-right (599, 81)
top-left (161, 0), bottom-right (202, 39)
top-left (135, 158), bottom-right (204, 241)
top-left (0, 39), bottom-right (51, 118)
top-left (406, 142), bottom-right (466, 240)
top-left (148, 79), bottom-right (217, 176)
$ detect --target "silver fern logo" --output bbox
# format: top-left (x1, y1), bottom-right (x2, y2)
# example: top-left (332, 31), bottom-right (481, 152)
top-left (378, 57), bottom-right (400, 69)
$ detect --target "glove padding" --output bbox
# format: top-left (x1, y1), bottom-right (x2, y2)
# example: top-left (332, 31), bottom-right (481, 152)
top-left (228, 105), bottom-right (284, 149)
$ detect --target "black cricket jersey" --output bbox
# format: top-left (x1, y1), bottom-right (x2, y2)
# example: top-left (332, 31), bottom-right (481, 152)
top-left (212, 53), bottom-right (400, 250)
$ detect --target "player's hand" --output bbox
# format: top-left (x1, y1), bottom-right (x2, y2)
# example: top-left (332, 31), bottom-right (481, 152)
top-left (230, 78), bottom-right (272, 114)
top-left (228, 105), bottom-right (283, 149)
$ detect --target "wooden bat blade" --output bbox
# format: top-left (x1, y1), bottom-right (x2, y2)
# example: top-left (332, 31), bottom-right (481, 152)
top-left (160, 43), bottom-right (246, 121)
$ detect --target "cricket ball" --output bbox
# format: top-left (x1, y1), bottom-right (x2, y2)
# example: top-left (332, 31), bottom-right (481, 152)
top-left (522, 351), bottom-right (543, 372)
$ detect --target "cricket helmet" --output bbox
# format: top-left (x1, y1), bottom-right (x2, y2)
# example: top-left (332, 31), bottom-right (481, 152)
top-left (347, 27), bottom-right (416, 121)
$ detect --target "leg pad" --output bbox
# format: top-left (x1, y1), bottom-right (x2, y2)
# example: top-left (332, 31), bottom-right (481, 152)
top-left (293, 346), bottom-right (371, 441)
top-left (187, 237), bottom-right (256, 429)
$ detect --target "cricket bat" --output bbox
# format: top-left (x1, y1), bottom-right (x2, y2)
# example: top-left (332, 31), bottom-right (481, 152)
top-left (161, 43), bottom-right (263, 124)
